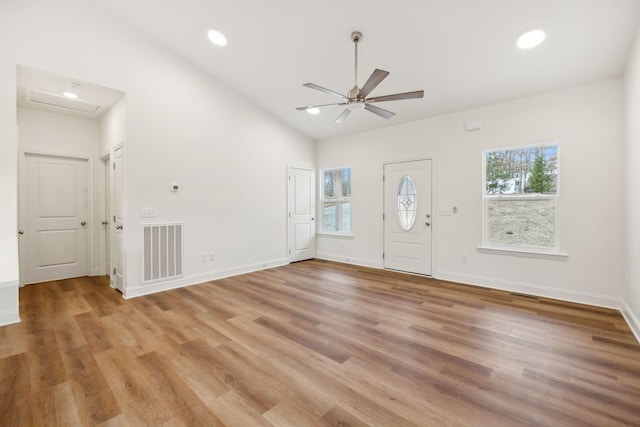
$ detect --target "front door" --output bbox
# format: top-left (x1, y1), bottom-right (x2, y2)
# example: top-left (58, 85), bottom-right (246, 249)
top-left (383, 159), bottom-right (432, 275)
top-left (21, 153), bottom-right (89, 284)
top-left (288, 167), bottom-right (316, 262)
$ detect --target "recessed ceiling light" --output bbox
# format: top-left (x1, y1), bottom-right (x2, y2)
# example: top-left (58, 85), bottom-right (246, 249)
top-left (62, 91), bottom-right (79, 99)
top-left (307, 107), bottom-right (320, 115)
top-left (517, 29), bottom-right (546, 50)
top-left (207, 29), bottom-right (227, 47)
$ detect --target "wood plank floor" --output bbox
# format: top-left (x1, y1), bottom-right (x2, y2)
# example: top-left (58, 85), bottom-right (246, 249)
top-left (2, 259), bottom-right (640, 426)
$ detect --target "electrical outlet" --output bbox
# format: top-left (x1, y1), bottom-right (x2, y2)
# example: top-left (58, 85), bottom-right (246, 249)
top-left (200, 253), bottom-right (207, 262)
top-left (209, 252), bottom-right (215, 261)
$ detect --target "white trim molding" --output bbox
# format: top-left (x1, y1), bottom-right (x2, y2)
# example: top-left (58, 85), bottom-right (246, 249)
top-left (435, 270), bottom-right (639, 344)
top-left (123, 258), bottom-right (289, 299)
top-left (435, 270), bottom-right (621, 309)
top-left (621, 300), bottom-right (640, 344)
top-left (477, 246), bottom-right (569, 261)
top-left (0, 279), bottom-right (20, 327)
top-left (316, 253), bottom-right (382, 269)
top-left (0, 310), bottom-right (21, 327)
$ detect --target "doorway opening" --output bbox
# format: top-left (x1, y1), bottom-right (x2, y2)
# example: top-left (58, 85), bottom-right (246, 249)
top-left (16, 65), bottom-right (125, 290)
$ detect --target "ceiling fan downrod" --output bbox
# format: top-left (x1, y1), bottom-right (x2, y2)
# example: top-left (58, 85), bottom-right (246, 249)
top-left (352, 31), bottom-right (362, 97)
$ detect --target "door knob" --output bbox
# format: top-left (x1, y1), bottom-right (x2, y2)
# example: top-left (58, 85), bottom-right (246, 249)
top-left (101, 221), bottom-right (108, 225)
top-left (425, 222), bottom-right (431, 226)
top-left (116, 225), bottom-right (123, 230)
top-left (81, 221), bottom-right (87, 226)
top-left (426, 213), bottom-right (431, 219)
top-left (18, 230), bottom-right (24, 235)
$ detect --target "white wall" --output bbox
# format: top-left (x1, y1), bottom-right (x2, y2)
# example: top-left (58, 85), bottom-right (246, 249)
top-left (17, 107), bottom-right (100, 156)
top-left (624, 25), bottom-right (640, 340)
top-left (97, 95), bottom-right (126, 277)
top-left (99, 96), bottom-right (126, 155)
top-left (317, 79), bottom-right (626, 308)
top-left (0, 58), bottom-right (19, 325)
top-left (0, 0), bottom-right (314, 315)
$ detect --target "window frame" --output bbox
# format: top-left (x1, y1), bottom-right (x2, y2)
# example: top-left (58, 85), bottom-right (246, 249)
top-left (319, 167), bottom-right (352, 235)
top-left (481, 143), bottom-right (565, 257)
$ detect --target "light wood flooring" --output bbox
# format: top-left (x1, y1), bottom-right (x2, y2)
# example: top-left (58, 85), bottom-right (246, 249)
top-left (1, 260), bottom-right (640, 426)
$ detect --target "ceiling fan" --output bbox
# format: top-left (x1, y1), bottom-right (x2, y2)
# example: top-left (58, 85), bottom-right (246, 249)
top-left (297, 31), bottom-right (424, 124)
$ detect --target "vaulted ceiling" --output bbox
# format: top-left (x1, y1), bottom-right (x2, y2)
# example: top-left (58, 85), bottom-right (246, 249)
top-left (71, 1), bottom-right (640, 139)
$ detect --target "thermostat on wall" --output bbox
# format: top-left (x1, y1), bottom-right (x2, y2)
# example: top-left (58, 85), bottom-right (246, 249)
top-left (171, 183), bottom-right (180, 192)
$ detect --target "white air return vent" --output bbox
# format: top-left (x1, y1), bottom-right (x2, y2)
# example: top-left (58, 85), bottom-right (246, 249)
top-left (25, 88), bottom-right (102, 115)
top-left (142, 223), bottom-right (183, 283)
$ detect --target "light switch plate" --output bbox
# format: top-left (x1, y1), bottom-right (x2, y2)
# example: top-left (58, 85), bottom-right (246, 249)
top-left (439, 207), bottom-right (452, 216)
top-left (140, 208), bottom-right (156, 218)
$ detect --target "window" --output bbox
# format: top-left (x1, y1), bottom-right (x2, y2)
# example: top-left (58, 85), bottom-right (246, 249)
top-left (397, 175), bottom-right (417, 231)
top-left (483, 144), bottom-right (558, 251)
top-left (321, 167), bottom-right (351, 233)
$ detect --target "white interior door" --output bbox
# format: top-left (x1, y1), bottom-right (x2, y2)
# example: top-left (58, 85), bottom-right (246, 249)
top-left (288, 167), bottom-right (316, 262)
top-left (22, 153), bottom-right (89, 284)
top-left (111, 145), bottom-right (124, 291)
top-left (384, 159), bottom-right (432, 275)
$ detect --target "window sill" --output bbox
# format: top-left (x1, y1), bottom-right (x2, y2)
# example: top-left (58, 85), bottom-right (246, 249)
top-left (477, 246), bottom-right (568, 261)
top-left (317, 232), bottom-right (354, 239)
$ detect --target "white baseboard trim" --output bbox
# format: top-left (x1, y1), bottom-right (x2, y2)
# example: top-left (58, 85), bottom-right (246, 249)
top-left (621, 300), bottom-right (640, 344)
top-left (316, 253), bottom-right (383, 269)
top-left (0, 279), bottom-right (20, 327)
top-left (0, 310), bottom-right (20, 327)
top-left (434, 270), bottom-right (623, 310)
top-left (0, 279), bottom-right (18, 290)
top-left (123, 258), bottom-right (289, 299)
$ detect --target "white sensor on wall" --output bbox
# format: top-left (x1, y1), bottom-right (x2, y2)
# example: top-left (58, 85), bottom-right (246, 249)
top-left (171, 183), bottom-right (179, 192)
top-left (464, 120), bottom-right (483, 131)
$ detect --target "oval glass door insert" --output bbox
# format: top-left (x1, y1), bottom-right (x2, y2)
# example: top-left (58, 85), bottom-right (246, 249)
top-left (397, 175), bottom-right (417, 230)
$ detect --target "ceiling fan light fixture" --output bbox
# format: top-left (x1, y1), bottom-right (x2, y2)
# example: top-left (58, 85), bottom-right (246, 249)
top-left (306, 107), bottom-right (320, 115)
top-left (517, 29), bottom-right (546, 50)
top-left (207, 29), bottom-right (227, 46)
top-left (347, 101), bottom-right (365, 112)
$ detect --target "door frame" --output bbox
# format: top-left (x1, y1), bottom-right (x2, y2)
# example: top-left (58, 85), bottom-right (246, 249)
top-left (382, 157), bottom-right (435, 276)
top-left (287, 165), bottom-right (316, 262)
top-left (97, 152), bottom-right (111, 277)
top-left (110, 142), bottom-right (125, 292)
top-left (18, 149), bottom-right (96, 286)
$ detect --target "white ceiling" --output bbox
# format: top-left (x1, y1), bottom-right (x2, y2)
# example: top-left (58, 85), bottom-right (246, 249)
top-left (84, 1), bottom-right (639, 139)
top-left (17, 65), bottom-right (124, 120)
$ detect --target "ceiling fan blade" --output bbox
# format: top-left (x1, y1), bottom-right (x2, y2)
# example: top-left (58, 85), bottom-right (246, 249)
top-left (365, 103), bottom-right (395, 120)
top-left (303, 83), bottom-right (347, 100)
top-left (296, 102), bottom-right (348, 111)
top-left (358, 69), bottom-right (390, 98)
top-left (334, 109), bottom-right (351, 124)
top-left (367, 90), bottom-right (424, 103)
